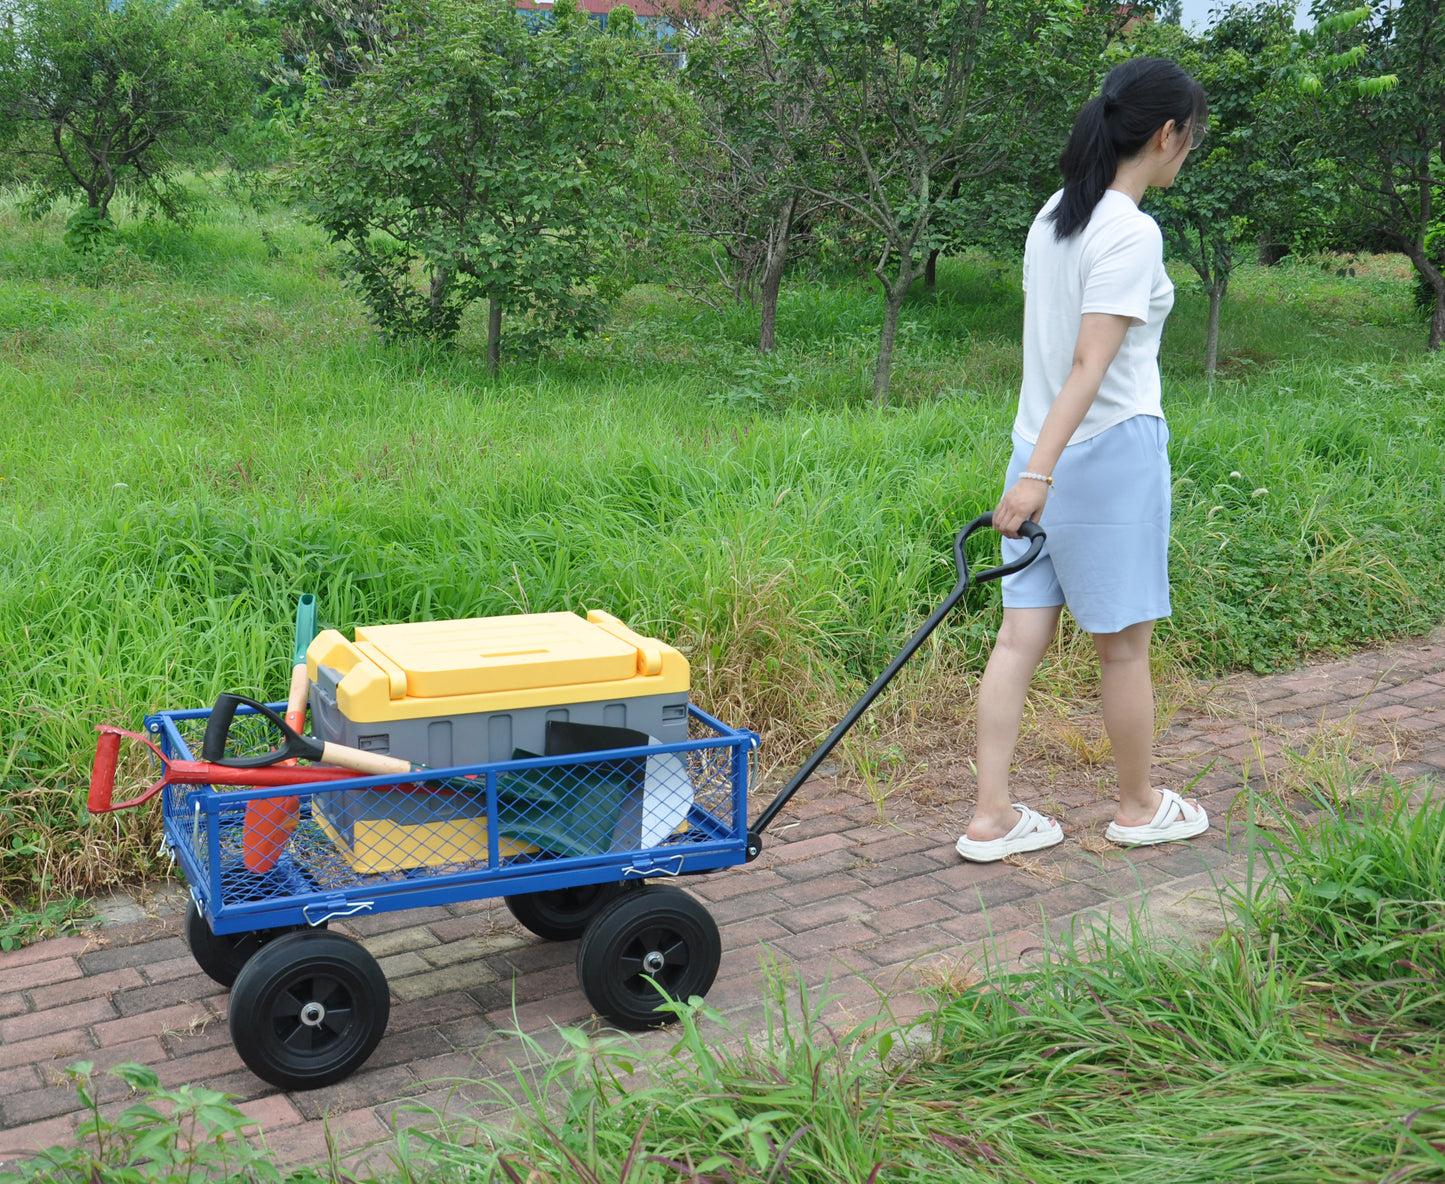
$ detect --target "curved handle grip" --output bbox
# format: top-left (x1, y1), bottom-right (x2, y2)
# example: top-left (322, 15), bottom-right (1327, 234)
top-left (87, 726), bottom-right (169, 814)
top-left (202, 693), bottom-right (323, 766)
top-left (955, 513), bottom-right (1045, 586)
top-left (204, 692), bottom-right (414, 776)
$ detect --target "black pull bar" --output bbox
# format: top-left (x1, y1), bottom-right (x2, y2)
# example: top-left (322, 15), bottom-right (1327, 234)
top-left (744, 514), bottom-right (1045, 857)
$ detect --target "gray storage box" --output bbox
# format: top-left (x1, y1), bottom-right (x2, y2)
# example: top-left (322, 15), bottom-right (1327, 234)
top-left (304, 610), bottom-right (691, 769)
top-left (309, 665), bottom-right (688, 766)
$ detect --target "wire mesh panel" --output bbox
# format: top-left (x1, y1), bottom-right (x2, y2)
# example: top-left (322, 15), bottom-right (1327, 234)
top-left (158, 704), bottom-right (753, 923)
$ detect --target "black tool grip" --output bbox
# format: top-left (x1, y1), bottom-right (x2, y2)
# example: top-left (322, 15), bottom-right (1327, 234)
top-left (202, 693), bottom-right (324, 767)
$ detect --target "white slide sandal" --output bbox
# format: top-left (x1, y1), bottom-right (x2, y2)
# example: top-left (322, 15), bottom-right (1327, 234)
top-left (1105, 788), bottom-right (1209, 847)
top-left (955, 804), bottom-right (1064, 863)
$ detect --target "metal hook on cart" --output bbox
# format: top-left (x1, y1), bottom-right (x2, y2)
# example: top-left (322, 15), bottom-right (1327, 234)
top-left (303, 900), bottom-right (376, 927)
top-left (743, 513), bottom-right (1046, 860)
top-left (624, 855), bottom-right (686, 878)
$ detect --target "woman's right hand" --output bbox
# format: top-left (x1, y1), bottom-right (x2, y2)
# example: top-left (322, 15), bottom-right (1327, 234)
top-left (993, 479), bottom-right (1048, 538)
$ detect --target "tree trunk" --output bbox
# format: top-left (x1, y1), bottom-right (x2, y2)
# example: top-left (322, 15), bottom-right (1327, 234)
top-left (758, 257), bottom-right (785, 354)
top-left (1204, 277), bottom-right (1227, 377)
top-left (487, 298), bottom-right (502, 374)
top-left (1403, 248), bottom-right (1445, 351)
top-left (758, 195), bottom-right (797, 354)
top-left (872, 273), bottom-right (910, 408)
top-left (925, 180), bottom-right (959, 289)
top-left (428, 267), bottom-right (450, 334)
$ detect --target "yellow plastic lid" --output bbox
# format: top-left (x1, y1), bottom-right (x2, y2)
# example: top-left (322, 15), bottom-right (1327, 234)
top-left (357, 613), bottom-right (641, 697)
top-left (307, 609), bottom-right (688, 722)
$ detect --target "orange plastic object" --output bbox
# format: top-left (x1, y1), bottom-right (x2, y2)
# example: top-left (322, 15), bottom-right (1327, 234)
top-left (242, 797), bottom-right (299, 873)
top-left (241, 662), bottom-right (310, 873)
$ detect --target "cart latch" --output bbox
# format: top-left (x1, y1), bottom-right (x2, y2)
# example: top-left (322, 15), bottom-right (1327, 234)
top-left (303, 897), bottom-right (375, 926)
top-left (624, 855), bottom-right (685, 878)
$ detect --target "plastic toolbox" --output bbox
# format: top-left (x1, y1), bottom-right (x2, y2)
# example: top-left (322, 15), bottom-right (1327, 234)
top-left (305, 610), bottom-right (692, 872)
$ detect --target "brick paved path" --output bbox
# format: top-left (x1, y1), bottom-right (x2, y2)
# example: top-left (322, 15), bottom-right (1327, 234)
top-left (2, 633), bottom-right (1442, 1173)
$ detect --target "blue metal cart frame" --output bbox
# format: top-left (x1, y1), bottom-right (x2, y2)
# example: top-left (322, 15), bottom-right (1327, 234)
top-left (151, 703), bottom-right (759, 935)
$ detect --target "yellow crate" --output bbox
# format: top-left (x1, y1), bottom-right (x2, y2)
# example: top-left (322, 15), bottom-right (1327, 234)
top-left (313, 791), bottom-right (539, 875)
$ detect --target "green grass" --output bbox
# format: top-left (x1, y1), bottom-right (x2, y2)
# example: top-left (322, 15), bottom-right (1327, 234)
top-left (1, 187), bottom-right (1443, 898)
top-left (385, 783), bottom-right (1445, 1183)
top-left (0, 894), bottom-right (90, 950)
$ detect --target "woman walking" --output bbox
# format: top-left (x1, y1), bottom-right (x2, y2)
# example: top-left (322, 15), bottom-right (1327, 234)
top-left (955, 58), bottom-right (1211, 862)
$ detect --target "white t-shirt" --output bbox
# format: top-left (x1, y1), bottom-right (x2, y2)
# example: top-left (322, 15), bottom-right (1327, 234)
top-left (1014, 188), bottom-right (1174, 445)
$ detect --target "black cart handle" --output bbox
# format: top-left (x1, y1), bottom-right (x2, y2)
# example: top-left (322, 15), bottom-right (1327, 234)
top-left (957, 512), bottom-right (1046, 585)
top-left (745, 514), bottom-right (1044, 855)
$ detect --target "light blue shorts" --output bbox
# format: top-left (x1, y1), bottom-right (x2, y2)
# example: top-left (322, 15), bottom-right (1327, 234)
top-left (1000, 414), bottom-right (1171, 635)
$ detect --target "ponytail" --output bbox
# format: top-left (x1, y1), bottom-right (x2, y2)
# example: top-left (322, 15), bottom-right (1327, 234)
top-left (1048, 58), bottom-right (1207, 240)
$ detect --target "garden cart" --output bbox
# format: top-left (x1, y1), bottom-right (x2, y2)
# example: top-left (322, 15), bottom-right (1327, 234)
top-left (87, 514), bottom-right (1041, 1091)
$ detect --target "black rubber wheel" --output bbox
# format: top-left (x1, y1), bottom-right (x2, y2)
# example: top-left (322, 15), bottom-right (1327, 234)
top-left (227, 930), bottom-right (390, 1091)
top-left (504, 880), bottom-right (632, 942)
top-left (577, 886), bottom-right (721, 1031)
top-left (185, 899), bottom-right (317, 988)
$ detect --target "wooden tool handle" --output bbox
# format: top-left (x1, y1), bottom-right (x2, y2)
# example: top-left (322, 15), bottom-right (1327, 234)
top-left (285, 663), bottom-right (309, 732)
top-left (318, 741), bottom-right (414, 776)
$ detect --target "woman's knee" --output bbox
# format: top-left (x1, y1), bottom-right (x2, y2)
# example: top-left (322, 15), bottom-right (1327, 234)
top-left (1092, 619), bottom-right (1154, 666)
top-left (996, 606), bottom-right (1062, 661)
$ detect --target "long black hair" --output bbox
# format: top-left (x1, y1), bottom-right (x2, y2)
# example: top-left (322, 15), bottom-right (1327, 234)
top-left (1048, 58), bottom-right (1207, 240)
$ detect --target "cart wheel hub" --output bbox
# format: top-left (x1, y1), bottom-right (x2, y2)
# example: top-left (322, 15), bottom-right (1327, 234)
top-left (642, 950), bottom-right (666, 974)
top-left (299, 1001), bottom-right (327, 1027)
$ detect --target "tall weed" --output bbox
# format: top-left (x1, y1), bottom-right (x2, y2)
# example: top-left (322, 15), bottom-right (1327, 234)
top-left (1243, 779), bottom-right (1445, 1030)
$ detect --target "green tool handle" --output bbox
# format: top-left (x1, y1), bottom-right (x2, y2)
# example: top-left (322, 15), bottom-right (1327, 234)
top-left (292, 593), bottom-right (318, 667)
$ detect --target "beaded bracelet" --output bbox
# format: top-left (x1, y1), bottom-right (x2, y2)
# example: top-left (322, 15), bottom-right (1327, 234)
top-left (1019, 471), bottom-right (1054, 488)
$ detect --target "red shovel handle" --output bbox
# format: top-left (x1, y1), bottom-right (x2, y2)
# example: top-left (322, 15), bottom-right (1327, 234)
top-left (86, 727), bottom-right (367, 814)
top-left (88, 728), bottom-right (125, 813)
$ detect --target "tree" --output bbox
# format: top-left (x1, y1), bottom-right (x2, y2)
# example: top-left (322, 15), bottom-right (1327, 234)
top-left (674, 0), bottom-right (831, 352)
top-left (1297, 0), bottom-right (1445, 349)
top-left (928, 1), bottom-right (1148, 282)
top-left (272, 0), bottom-right (403, 100)
top-left (291, 0), bottom-right (681, 367)
top-left (0, 0), bottom-right (259, 247)
top-left (1141, 3), bottom-right (1304, 376)
top-left (785, 0), bottom-right (1059, 407)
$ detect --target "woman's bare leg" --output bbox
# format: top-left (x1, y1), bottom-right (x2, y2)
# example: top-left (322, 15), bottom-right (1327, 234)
top-left (1092, 620), bottom-right (1197, 826)
top-left (965, 606), bottom-right (1062, 841)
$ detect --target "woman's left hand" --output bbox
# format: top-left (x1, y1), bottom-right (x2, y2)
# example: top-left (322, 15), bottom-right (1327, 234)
top-left (993, 479), bottom-right (1048, 538)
